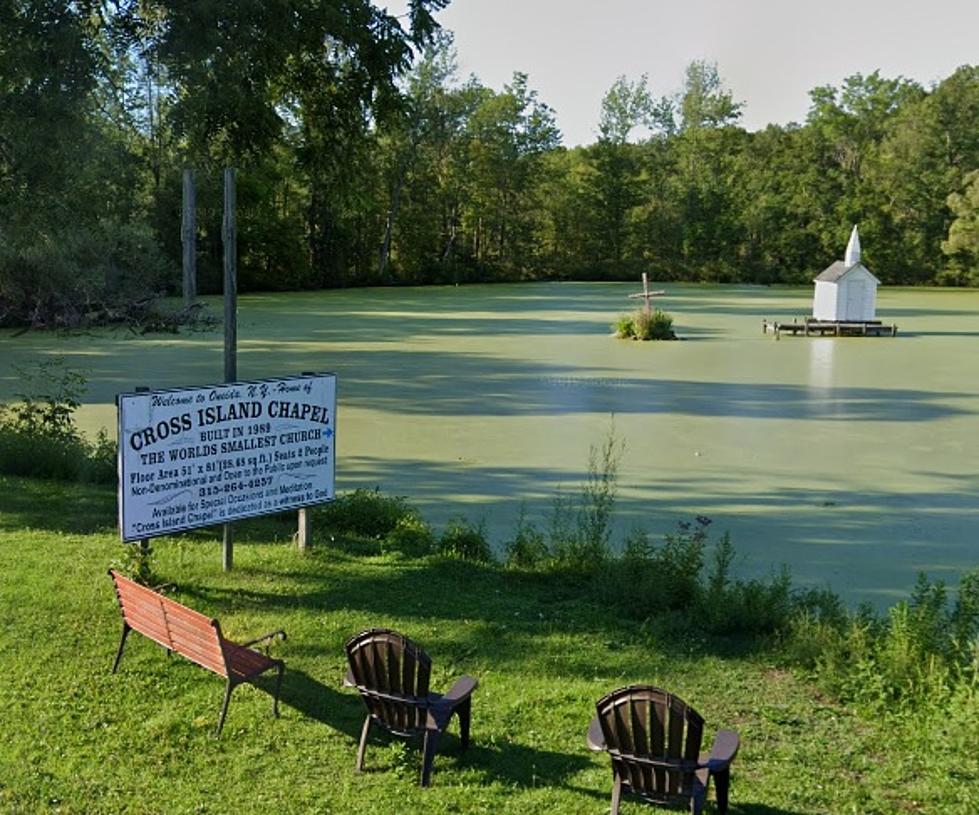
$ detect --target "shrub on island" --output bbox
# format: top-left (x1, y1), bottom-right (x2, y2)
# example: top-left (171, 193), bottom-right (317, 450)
top-left (613, 308), bottom-right (676, 340)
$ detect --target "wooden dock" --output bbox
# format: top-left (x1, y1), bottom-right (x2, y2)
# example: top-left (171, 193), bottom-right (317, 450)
top-left (763, 317), bottom-right (897, 339)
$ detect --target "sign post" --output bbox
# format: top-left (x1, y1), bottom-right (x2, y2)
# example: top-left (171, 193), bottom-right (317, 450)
top-left (222, 167), bottom-right (237, 571)
top-left (181, 169), bottom-right (196, 306)
top-left (117, 375), bottom-right (337, 542)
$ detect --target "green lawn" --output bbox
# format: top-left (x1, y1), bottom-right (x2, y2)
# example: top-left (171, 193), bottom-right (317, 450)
top-left (0, 475), bottom-right (976, 814)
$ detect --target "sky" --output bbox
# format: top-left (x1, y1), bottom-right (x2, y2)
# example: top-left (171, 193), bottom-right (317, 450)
top-left (388, 0), bottom-right (979, 146)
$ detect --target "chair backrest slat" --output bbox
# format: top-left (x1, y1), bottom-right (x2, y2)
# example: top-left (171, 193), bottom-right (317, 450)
top-left (666, 695), bottom-right (685, 795)
top-left (631, 696), bottom-right (657, 794)
top-left (684, 709), bottom-right (703, 763)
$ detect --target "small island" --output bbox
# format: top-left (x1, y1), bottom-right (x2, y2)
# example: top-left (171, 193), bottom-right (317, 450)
top-left (613, 274), bottom-right (677, 340)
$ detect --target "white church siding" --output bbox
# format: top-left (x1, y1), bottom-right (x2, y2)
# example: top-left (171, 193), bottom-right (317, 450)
top-left (812, 280), bottom-right (838, 321)
top-left (839, 269), bottom-right (877, 321)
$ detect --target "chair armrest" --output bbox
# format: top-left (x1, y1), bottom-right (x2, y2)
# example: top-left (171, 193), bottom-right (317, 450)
top-left (239, 629), bottom-right (287, 650)
top-left (440, 675), bottom-right (478, 706)
top-left (703, 729), bottom-right (739, 772)
top-left (586, 714), bottom-right (606, 752)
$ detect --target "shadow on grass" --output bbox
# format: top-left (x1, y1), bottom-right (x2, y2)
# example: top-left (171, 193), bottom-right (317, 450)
top-left (173, 555), bottom-right (772, 674)
top-left (275, 668), bottom-right (364, 741)
top-left (274, 669), bottom-right (594, 791)
top-left (0, 475), bottom-right (116, 535)
top-left (461, 740), bottom-right (594, 790)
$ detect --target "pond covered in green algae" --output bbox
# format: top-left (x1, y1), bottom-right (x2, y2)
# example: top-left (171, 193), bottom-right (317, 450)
top-left (2, 282), bottom-right (977, 604)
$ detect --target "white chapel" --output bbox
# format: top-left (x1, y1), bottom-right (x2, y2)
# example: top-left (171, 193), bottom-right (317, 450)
top-left (812, 226), bottom-right (880, 322)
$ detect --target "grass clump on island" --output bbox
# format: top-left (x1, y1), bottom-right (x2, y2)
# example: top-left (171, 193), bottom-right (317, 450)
top-left (614, 307), bottom-right (677, 340)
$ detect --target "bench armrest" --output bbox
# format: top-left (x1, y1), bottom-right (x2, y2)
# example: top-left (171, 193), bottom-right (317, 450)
top-left (586, 714), bottom-right (605, 751)
top-left (702, 729), bottom-right (739, 772)
top-left (239, 630), bottom-right (287, 650)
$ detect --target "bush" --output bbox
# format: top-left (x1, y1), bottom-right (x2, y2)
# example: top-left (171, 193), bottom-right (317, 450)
top-left (438, 518), bottom-right (493, 562)
top-left (613, 308), bottom-right (676, 341)
top-left (381, 514), bottom-right (435, 557)
top-left (315, 488), bottom-right (415, 540)
top-left (633, 308), bottom-right (675, 340)
top-left (0, 359), bottom-right (116, 483)
top-left (504, 508), bottom-right (549, 569)
top-left (612, 314), bottom-right (634, 338)
top-left (601, 517), bottom-right (711, 620)
top-left (784, 569), bottom-right (979, 710)
top-left (110, 541), bottom-right (158, 587)
top-left (0, 221), bottom-right (173, 329)
top-left (597, 516), bottom-right (799, 638)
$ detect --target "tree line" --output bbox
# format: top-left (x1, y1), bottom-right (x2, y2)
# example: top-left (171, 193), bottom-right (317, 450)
top-left (2, 3), bottom-right (978, 327)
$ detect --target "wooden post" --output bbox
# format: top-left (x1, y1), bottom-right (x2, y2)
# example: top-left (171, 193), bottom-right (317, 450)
top-left (181, 169), bottom-right (197, 306)
top-left (134, 387), bottom-right (152, 558)
top-left (296, 370), bottom-right (316, 552)
top-left (297, 508), bottom-right (310, 552)
top-left (221, 168), bottom-right (237, 572)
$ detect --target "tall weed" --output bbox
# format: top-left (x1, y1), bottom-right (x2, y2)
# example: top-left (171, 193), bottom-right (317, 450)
top-left (785, 569), bottom-right (979, 710)
top-left (438, 518), bottom-right (493, 562)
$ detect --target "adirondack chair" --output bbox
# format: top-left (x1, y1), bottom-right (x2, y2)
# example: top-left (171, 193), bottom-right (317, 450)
top-left (344, 628), bottom-right (478, 786)
top-left (587, 685), bottom-right (739, 815)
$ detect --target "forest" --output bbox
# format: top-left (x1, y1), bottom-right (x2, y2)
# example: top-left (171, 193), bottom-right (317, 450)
top-left (2, 1), bottom-right (979, 327)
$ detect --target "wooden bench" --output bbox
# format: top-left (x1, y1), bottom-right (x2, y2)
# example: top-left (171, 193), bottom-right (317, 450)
top-left (108, 569), bottom-right (286, 735)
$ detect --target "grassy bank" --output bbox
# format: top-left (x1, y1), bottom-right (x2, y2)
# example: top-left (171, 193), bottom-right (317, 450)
top-left (0, 475), bottom-right (977, 814)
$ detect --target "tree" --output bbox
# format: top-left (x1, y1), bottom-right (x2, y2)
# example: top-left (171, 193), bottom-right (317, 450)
top-left (566, 76), bottom-right (657, 271)
top-left (657, 60), bottom-right (743, 133)
top-left (113, 0), bottom-right (449, 288)
top-left (463, 73), bottom-right (560, 275)
top-left (942, 170), bottom-right (979, 284)
top-left (598, 74), bottom-right (655, 144)
top-left (376, 31), bottom-right (459, 280)
top-left (655, 63), bottom-right (747, 280)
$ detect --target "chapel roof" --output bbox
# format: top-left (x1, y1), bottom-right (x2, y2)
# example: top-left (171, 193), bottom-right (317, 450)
top-left (814, 261), bottom-right (880, 284)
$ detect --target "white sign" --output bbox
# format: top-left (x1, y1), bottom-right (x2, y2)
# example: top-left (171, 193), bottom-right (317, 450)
top-left (117, 374), bottom-right (336, 541)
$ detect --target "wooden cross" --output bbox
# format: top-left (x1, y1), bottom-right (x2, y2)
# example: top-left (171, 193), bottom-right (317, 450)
top-left (628, 273), bottom-right (666, 313)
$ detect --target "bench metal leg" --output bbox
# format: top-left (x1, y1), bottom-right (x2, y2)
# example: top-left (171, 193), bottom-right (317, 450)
top-left (112, 623), bottom-right (131, 674)
top-left (215, 680), bottom-right (236, 736)
top-left (272, 662), bottom-right (284, 718)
